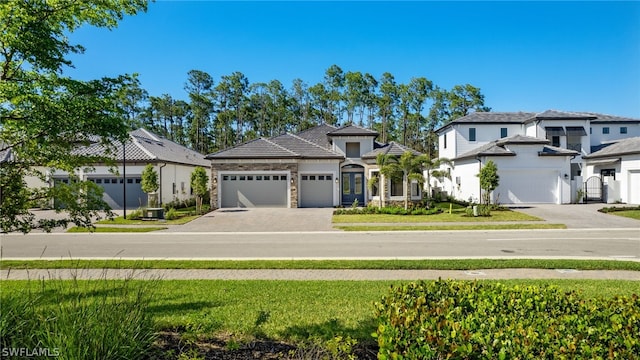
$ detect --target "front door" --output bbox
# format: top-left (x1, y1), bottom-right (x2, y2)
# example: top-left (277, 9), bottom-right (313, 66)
top-left (341, 172), bottom-right (364, 206)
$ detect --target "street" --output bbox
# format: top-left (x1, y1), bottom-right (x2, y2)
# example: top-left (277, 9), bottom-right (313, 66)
top-left (1, 229), bottom-right (638, 260)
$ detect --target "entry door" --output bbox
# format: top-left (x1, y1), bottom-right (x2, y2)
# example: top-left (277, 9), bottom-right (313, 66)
top-left (341, 172), bottom-right (364, 206)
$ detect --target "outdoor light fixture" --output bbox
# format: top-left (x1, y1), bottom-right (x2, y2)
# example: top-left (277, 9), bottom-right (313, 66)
top-left (564, 174), bottom-right (569, 179)
top-left (335, 178), bottom-right (339, 183)
top-left (213, 176), bottom-right (217, 183)
top-left (290, 178), bottom-right (294, 184)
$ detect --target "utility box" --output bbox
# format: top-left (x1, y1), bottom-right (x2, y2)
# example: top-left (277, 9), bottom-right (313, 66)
top-left (145, 208), bottom-right (164, 219)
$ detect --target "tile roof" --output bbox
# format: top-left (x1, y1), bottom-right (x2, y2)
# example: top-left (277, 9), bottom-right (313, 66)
top-left (583, 137), bottom-right (640, 159)
top-left (454, 135), bottom-right (578, 160)
top-left (0, 141), bottom-right (12, 163)
top-left (295, 123), bottom-right (336, 148)
top-left (206, 138), bottom-right (298, 159)
top-left (74, 129), bottom-right (209, 166)
top-left (327, 124), bottom-right (379, 137)
top-left (361, 142), bottom-right (422, 159)
top-left (437, 110), bottom-right (639, 133)
top-left (271, 134), bottom-right (344, 159)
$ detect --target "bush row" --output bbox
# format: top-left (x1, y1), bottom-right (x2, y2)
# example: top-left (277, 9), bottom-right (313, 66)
top-left (375, 280), bottom-right (639, 359)
top-left (333, 206), bottom-right (442, 216)
top-left (598, 205), bottom-right (640, 213)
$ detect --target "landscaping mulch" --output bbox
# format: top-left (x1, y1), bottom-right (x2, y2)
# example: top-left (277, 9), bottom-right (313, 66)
top-left (153, 332), bottom-right (378, 360)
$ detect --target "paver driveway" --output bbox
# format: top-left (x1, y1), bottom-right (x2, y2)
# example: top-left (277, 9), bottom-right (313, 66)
top-left (508, 203), bottom-right (640, 229)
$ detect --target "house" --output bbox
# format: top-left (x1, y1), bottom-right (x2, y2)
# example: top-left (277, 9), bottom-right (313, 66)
top-left (435, 110), bottom-right (640, 204)
top-left (205, 124), bottom-right (423, 208)
top-left (582, 137), bottom-right (640, 204)
top-left (36, 129), bottom-right (209, 209)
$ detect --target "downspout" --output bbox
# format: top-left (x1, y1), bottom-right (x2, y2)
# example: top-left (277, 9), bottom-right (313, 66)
top-left (158, 162), bottom-right (167, 206)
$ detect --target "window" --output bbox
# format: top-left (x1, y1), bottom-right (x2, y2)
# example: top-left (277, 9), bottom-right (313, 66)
top-left (469, 128), bottom-right (476, 142)
top-left (96, 179), bottom-right (102, 184)
top-left (239, 176), bottom-right (246, 180)
top-left (256, 176), bottom-right (262, 181)
top-left (223, 175), bottom-right (229, 181)
top-left (172, 182), bottom-right (176, 194)
top-left (390, 178), bottom-right (403, 197)
top-left (443, 134), bottom-right (447, 149)
top-left (318, 175), bottom-right (325, 180)
top-left (302, 175), bottom-right (308, 180)
top-left (247, 175), bottom-right (253, 180)
top-left (135, 178), bottom-right (141, 184)
top-left (230, 175), bottom-right (236, 181)
top-left (621, 127), bottom-right (628, 134)
top-left (127, 178), bottom-right (133, 184)
top-left (551, 136), bottom-right (560, 147)
top-left (590, 127), bottom-right (592, 134)
top-left (500, 128), bottom-right (508, 138)
top-left (603, 127), bottom-right (610, 134)
top-left (370, 171), bottom-right (379, 196)
top-left (310, 175), bottom-right (316, 180)
top-left (325, 175), bottom-right (332, 181)
top-left (601, 169), bottom-right (615, 180)
top-left (346, 142), bottom-right (360, 158)
top-left (181, 182), bottom-right (185, 191)
top-left (264, 175), bottom-right (270, 180)
top-left (411, 182), bottom-right (420, 198)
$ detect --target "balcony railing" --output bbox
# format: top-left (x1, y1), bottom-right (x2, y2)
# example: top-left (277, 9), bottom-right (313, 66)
top-left (567, 143), bottom-right (582, 152)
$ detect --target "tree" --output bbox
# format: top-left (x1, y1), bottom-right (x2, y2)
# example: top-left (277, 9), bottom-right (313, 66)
top-left (190, 166), bottom-right (209, 214)
top-left (423, 157), bottom-right (453, 201)
top-left (140, 164), bottom-right (159, 207)
top-left (0, 0), bottom-right (148, 233)
top-left (396, 151), bottom-right (427, 210)
top-left (447, 84), bottom-right (491, 123)
top-left (477, 160), bottom-right (500, 205)
top-left (369, 153), bottom-right (399, 209)
top-left (185, 69), bottom-right (214, 153)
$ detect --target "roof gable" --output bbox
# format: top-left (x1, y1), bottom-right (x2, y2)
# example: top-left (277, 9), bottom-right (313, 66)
top-left (361, 142), bottom-right (422, 159)
top-left (295, 123), bottom-right (336, 148)
top-left (327, 124), bottom-right (378, 137)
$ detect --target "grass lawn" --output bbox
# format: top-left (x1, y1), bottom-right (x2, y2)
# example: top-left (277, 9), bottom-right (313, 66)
top-left (336, 223), bottom-right (566, 231)
top-left (3, 259), bottom-right (639, 271)
top-left (96, 215), bottom-right (200, 226)
top-left (607, 209), bottom-right (640, 220)
top-left (2, 279), bottom-right (638, 342)
top-left (67, 226), bottom-right (167, 233)
top-left (333, 209), bottom-right (543, 223)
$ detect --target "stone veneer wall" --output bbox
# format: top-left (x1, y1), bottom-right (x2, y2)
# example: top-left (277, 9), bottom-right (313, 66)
top-left (210, 162), bottom-right (299, 208)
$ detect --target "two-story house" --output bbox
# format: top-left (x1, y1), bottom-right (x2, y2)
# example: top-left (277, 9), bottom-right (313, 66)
top-left (434, 110), bottom-right (640, 204)
top-left (206, 124), bottom-right (423, 208)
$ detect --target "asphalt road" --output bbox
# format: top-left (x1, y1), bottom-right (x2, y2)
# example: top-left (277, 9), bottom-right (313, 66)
top-left (1, 229), bottom-right (638, 260)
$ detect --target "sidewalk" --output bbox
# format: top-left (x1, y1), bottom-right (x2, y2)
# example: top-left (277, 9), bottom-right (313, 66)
top-left (2, 268), bottom-right (639, 281)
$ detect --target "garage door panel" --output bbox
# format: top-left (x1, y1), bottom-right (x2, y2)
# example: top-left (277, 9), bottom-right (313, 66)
top-left (629, 171), bottom-right (640, 205)
top-left (89, 177), bottom-right (146, 209)
top-left (300, 174), bottom-right (334, 208)
top-left (221, 174), bottom-right (287, 208)
top-left (495, 170), bottom-right (557, 204)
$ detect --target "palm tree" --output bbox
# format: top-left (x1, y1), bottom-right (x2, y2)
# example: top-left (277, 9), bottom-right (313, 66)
top-left (368, 153), bottom-right (397, 208)
top-left (397, 151), bottom-right (428, 210)
top-left (423, 157), bottom-right (454, 201)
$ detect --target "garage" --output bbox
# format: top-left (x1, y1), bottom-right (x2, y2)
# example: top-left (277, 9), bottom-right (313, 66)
top-left (494, 170), bottom-right (558, 203)
top-left (88, 176), bottom-right (146, 209)
top-left (300, 174), bottom-right (334, 207)
top-left (220, 173), bottom-right (288, 208)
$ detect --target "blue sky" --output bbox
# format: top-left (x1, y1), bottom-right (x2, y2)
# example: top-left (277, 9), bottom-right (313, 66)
top-left (65, 1), bottom-right (640, 118)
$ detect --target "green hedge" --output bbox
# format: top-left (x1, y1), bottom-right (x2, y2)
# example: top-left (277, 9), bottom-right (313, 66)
top-left (334, 206), bottom-right (442, 216)
top-left (374, 280), bottom-right (639, 359)
top-left (598, 205), bottom-right (640, 213)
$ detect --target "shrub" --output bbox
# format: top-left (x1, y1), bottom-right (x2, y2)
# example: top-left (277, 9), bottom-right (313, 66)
top-left (127, 209), bottom-right (143, 220)
top-left (598, 205), bottom-right (640, 213)
top-left (374, 280), bottom-right (640, 360)
top-left (165, 208), bottom-right (179, 220)
top-left (333, 206), bottom-right (441, 216)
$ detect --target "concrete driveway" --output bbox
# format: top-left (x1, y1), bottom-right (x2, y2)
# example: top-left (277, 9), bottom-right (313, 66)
top-left (165, 207), bottom-right (336, 232)
top-left (507, 203), bottom-right (640, 229)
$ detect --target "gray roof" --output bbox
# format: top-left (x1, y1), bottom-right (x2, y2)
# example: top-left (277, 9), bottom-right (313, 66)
top-left (0, 141), bottom-right (12, 163)
top-left (206, 138), bottom-right (298, 159)
top-left (454, 135), bottom-right (578, 160)
top-left (75, 129), bottom-right (209, 166)
top-left (295, 123), bottom-right (336, 148)
top-left (327, 124), bottom-right (379, 137)
top-left (437, 110), bottom-right (639, 133)
top-left (361, 142), bottom-right (422, 159)
top-left (583, 137), bottom-right (640, 159)
top-left (271, 134), bottom-right (344, 159)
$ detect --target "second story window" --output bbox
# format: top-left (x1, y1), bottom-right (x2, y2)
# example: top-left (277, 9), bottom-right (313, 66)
top-left (469, 128), bottom-right (476, 142)
top-left (603, 127), bottom-right (610, 134)
top-left (346, 142), bottom-right (360, 158)
top-left (621, 127), bottom-right (628, 134)
top-left (443, 134), bottom-right (447, 149)
top-left (551, 136), bottom-right (560, 147)
top-left (500, 128), bottom-right (508, 138)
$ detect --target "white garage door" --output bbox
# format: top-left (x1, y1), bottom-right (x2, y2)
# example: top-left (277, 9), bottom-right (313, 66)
top-left (221, 173), bottom-right (288, 208)
top-left (629, 171), bottom-right (640, 205)
top-left (300, 174), bottom-right (334, 207)
top-left (494, 170), bottom-right (558, 204)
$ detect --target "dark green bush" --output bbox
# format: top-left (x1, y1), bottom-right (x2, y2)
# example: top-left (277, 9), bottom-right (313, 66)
top-left (333, 206), bottom-right (441, 216)
top-left (598, 205), bottom-right (640, 213)
top-left (374, 280), bottom-right (640, 359)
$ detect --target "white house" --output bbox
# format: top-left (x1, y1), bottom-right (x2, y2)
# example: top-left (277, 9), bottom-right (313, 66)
top-left (582, 137), bottom-right (640, 205)
top-left (32, 129), bottom-right (209, 209)
top-left (434, 110), bottom-right (640, 204)
top-left (206, 124), bottom-right (423, 208)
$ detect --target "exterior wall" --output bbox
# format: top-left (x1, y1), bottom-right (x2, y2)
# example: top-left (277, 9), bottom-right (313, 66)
top-left (448, 159), bottom-right (481, 203)
top-left (210, 160), bottom-right (299, 208)
top-left (452, 124), bottom-right (523, 157)
top-left (584, 154), bottom-right (640, 204)
top-left (298, 160), bottom-right (341, 206)
top-left (590, 123), bottom-right (640, 148)
top-left (331, 136), bottom-right (374, 158)
top-left (438, 128), bottom-right (457, 160)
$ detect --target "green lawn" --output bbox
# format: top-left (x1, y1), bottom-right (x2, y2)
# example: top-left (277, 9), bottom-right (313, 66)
top-left (3, 259), bottom-right (639, 271)
top-left (96, 215), bottom-right (200, 225)
top-left (2, 279), bottom-right (638, 342)
top-left (333, 209), bottom-right (543, 223)
top-left (607, 209), bottom-right (640, 220)
top-left (336, 223), bottom-right (566, 231)
top-left (67, 226), bottom-right (167, 233)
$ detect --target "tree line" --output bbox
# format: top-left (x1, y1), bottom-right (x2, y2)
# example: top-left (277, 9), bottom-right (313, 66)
top-left (120, 65), bottom-right (491, 156)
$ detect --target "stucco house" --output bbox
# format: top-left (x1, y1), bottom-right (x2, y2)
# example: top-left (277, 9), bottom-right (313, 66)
top-left (31, 129), bottom-right (209, 209)
top-left (582, 137), bottom-right (640, 204)
top-left (206, 124), bottom-right (423, 208)
top-left (434, 110), bottom-right (640, 204)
